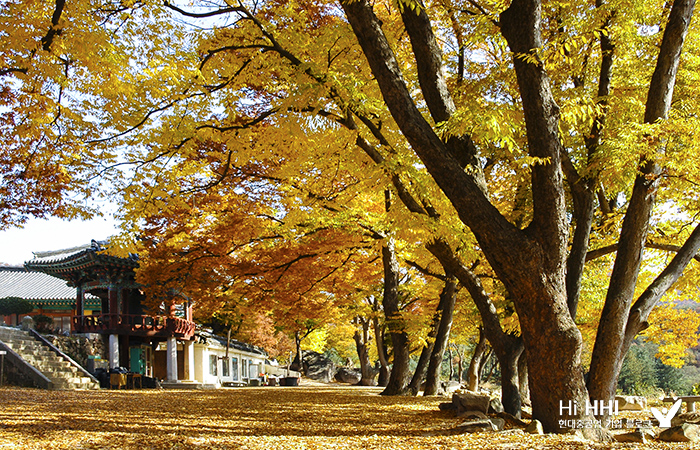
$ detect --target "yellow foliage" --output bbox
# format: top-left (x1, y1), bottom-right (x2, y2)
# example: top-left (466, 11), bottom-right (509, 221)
top-left (642, 299), bottom-right (700, 368)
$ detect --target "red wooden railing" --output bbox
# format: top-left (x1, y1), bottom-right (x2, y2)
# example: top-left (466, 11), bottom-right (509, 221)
top-left (72, 314), bottom-right (195, 338)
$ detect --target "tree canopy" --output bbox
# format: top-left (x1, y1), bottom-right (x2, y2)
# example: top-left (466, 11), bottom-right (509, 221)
top-left (3, 0), bottom-right (700, 434)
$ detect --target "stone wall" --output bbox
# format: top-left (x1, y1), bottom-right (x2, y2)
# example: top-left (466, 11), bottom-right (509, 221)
top-left (45, 335), bottom-right (105, 368)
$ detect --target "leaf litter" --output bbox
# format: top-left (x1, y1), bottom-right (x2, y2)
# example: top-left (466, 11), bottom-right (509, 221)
top-left (0, 384), bottom-right (697, 449)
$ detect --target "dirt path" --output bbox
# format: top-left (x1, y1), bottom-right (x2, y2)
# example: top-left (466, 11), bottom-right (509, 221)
top-left (0, 385), bottom-right (696, 449)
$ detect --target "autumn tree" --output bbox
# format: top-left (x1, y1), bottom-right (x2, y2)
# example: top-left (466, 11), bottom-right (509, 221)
top-left (7, 0), bottom-right (700, 434)
top-left (0, 0), bottom-right (197, 228)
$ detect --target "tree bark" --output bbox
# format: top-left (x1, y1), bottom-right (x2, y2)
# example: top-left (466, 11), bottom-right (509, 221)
top-left (447, 345), bottom-right (454, 381)
top-left (354, 316), bottom-right (376, 386)
top-left (518, 350), bottom-right (531, 406)
top-left (425, 239), bottom-right (522, 415)
top-left (289, 330), bottom-right (303, 372)
top-left (454, 344), bottom-right (464, 384)
top-left (380, 192), bottom-right (411, 395)
top-left (406, 337), bottom-right (434, 395)
top-left (588, 0), bottom-right (696, 407)
top-left (466, 327), bottom-right (488, 391)
top-left (406, 276), bottom-right (458, 395)
top-left (423, 276), bottom-right (457, 395)
top-left (465, 327), bottom-right (487, 391)
top-left (372, 307), bottom-right (390, 387)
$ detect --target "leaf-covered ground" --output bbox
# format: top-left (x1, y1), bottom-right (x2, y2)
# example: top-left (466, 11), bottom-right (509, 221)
top-left (0, 382), bottom-right (697, 449)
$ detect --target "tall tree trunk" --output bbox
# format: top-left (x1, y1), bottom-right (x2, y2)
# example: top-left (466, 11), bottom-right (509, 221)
top-left (426, 239), bottom-right (522, 415)
top-left (588, 0), bottom-right (696, 408)
top-left (372, 311), bottom-right (390, 387)
top-left (447, 345), bottom-right (454, 381)
top-left (406, 274), bottom-right (457, 395)
top-left (406, 340), bottom-right (433, 395)
top-left (342, 0), bottom-right (590, 432)
top-left (423, 276), bottom-right (458, 395)
top-left (354, 317), bottom-right (376, 386)
top-left (500, 339), bottom-right (525, 418)
top-left (380, 190), bottom-right (411, 396)
top-left (518, 351), bottom-right (531, 406)
top-left (454, 344), bottom-right (464, 384)
top-left (466, 327), bottom-right (488, 391)
top-left (289, 330), bottom-right (303, 372)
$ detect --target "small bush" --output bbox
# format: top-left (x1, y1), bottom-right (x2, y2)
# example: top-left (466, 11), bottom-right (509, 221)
top-left (33, 315), bottom-right (54, 333)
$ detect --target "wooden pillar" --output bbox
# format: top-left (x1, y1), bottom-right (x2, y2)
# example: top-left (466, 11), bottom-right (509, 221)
top-left (108, 285), bottom-right (118, 315)
top-left (108, 334), bottom-right (119, 369)
top-left (76, 285), bottom-right (84, 316)
top-left (166, 337), bottom-right (178, 381)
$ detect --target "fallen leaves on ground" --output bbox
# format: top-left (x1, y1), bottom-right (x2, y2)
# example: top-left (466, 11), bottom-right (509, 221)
top-left (0, 383), bottom-right (696, 449)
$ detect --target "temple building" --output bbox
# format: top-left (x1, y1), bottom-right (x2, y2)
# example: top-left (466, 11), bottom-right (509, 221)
top-left (1, 240), bottom-right (286, 388)
top-left (24, 240), bottom-right (197, 383)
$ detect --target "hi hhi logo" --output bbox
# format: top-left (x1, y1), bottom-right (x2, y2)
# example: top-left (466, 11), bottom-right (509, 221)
top-left (559, 400), bottom-right (620, 429)
top-left (559, 399), bottom-right (619, 417)
top-left (650, 399), bottom-right (682, 428)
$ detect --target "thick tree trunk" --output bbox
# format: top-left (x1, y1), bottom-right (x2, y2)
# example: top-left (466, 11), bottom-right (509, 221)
top-left (372, 313), bottom-right (390, 387)
top-left (501, 341), bottom-right (524, 417)
top-left (466, 327), bottom-right (488, 391)
top-left (342, 0), bottom-right (590, 432)
top-left (423, 276), bottom-right (457, 395)
top-left (380, 218), bottom-right (411, 395)
top-left (588, 0), bottom-right (696, 407)
top-left (354, 317), bottom-right (375, 386)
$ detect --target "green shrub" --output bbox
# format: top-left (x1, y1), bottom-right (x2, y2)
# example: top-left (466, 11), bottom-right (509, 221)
top-left (0, 297), bottom-right (34, 319)
top-left (32, 314), bottom-right (54, 333)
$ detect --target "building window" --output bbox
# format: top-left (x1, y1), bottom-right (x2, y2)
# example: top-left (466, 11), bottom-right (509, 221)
top-left (242, 359), bottom-right (248, 379)
top-left (231, 357), bottom-right (239, 381)
top-left (209, 355), bottom-right (218, 376)
top-left (222, 357), bottom-right (230, 377)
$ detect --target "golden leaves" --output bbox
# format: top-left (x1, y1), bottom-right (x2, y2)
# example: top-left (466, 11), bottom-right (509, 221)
top-left (0, 385), bottom-right (694, 449)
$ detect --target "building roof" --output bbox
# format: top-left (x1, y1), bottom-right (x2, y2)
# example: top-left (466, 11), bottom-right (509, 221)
top-left (24, 240), bottom-right (138, 283)
top-left (196, 329), bottom-right (268, 357)
top-left (0, 266), bottom-right (100, 310)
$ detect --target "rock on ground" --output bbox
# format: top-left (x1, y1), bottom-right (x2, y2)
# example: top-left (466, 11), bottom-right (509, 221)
top-left (525, 419), bottom-right (543, 435)
top-left (334, 367), bottom-right (361, 384)
top-left (452, 390), bottom-right (491, 414)
top-left (615, 395), bottom-right (647, 411)
top-left (659, 423), bottom-right (700, 442)
top-left (301, 351), bottom-right (335, 383)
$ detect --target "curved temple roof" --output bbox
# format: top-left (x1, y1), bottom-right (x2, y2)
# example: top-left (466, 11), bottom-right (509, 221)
top-left (25, 240), bottom-right (138, 283)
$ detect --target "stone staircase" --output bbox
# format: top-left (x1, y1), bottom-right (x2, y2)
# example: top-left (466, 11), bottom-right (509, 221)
top-left (0, 326), bottom-right (100, 390)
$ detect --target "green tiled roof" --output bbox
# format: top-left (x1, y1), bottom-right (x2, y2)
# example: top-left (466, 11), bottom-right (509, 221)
top-left (0, 267), bottom-right (101, 311)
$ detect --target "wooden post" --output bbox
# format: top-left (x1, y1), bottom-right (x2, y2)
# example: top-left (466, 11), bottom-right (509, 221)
top-left (0, 350), bottom-right (5, 386)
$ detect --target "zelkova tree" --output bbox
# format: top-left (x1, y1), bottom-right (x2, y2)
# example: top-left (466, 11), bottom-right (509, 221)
top-left (8, 0), bottom-right (700, 434)
top-left (339, 0), bottom-right (700, 432)
top-left (116, 0), bottom-right (698, 429)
